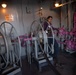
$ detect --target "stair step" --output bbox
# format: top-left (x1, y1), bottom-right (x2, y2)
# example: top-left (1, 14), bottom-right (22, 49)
top-left (38, 57), bottom-right (53, 64)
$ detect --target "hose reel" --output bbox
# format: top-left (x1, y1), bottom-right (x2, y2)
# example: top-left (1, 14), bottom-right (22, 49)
top-left (30, 20), bottom-right (55, 55)
top-left (0, 21), bottom-right (21, 70)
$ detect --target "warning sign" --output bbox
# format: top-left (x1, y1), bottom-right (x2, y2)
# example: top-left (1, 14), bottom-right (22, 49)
top-left (5, 14), bottom-right (14, 21)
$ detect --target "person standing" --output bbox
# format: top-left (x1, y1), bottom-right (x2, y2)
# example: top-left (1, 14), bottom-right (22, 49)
top-left (43, 16), bottom-right (59, 66)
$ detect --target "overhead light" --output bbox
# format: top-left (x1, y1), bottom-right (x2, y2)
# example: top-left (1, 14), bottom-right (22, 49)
top-left (54, 1), bottom-right (74, 8)
top-left (1, 3), bottom-right (7, 8)
top-left (55, 3), bottom-right (59, 7)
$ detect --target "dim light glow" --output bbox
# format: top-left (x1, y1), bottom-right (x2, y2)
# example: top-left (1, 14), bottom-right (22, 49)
top-left (2, 3), bottom-right (7, 8)
top-left (40, 7), bottom-right (43, 10)
top-left (2, 9), bottom-right (6, 13)
top-left (55, 3), bottom-right (59, 7)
